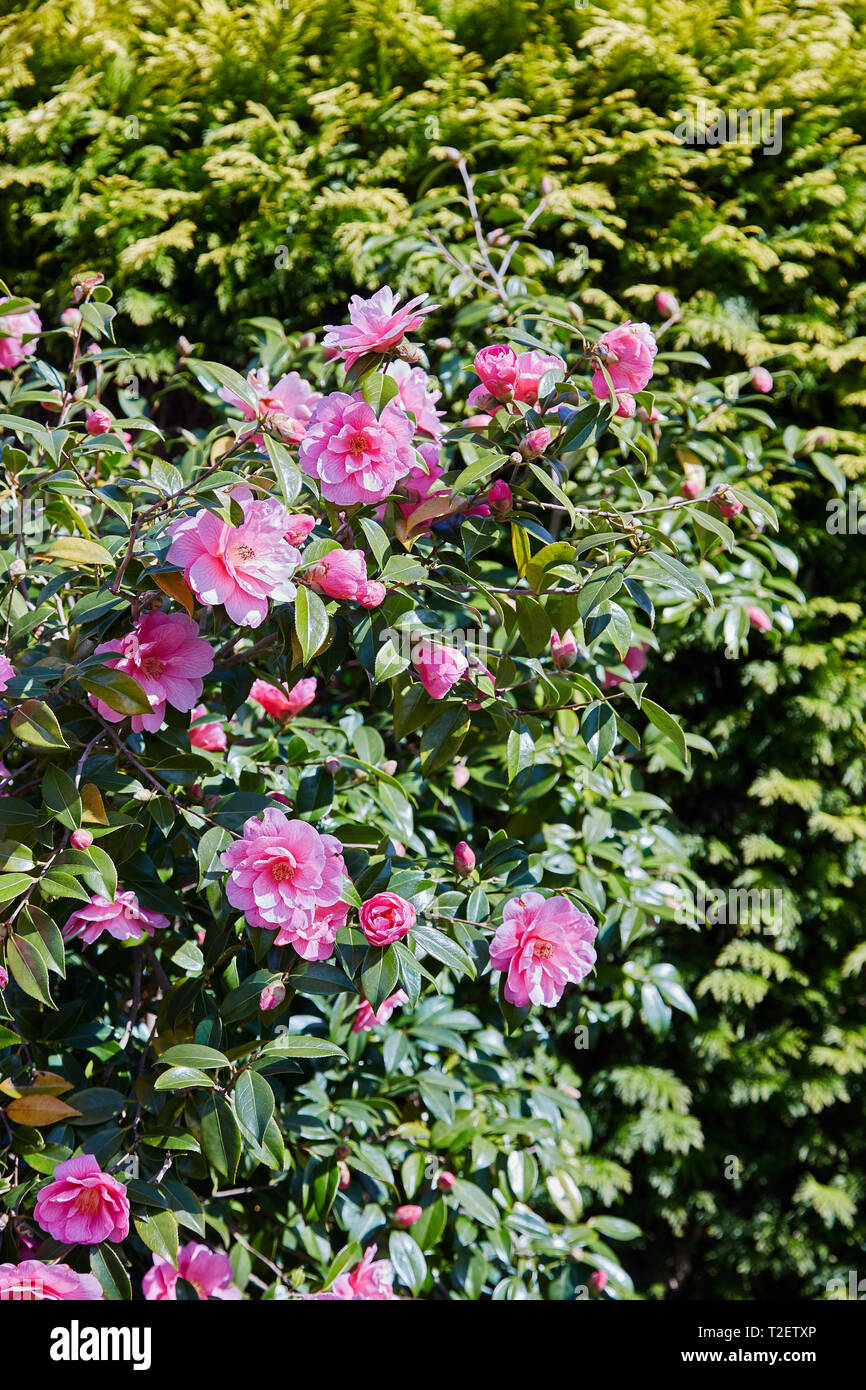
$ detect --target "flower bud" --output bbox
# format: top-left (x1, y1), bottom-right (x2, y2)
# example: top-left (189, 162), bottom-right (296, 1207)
top-left (712, 486), bottom-right (744, 518)
top-left (540, 175), bottom-right (553, 197)
top-left (260, 982), bottom-right (286, 1012)
top-left (680, 478), bottom-right (702, 500)
top-left (550, 628), bottom-right (578, 670)
top-left (299, 331), bottom-right (316, 350)
top-left (454, 841), bottom-right (476, 877)
top-left (338, 1161), bottom-right (351, 1190)
top-left (452, 764), bottom-right (470, 790)
top-left (746, 606), bottom-right (772, 632)
top-left (324, 756), bottom-right (341, 776)
top-left (488, 480), bottom-right (513, 514)
top-left (8, 558), bottom-right (26, 580)
top-left (750, 365), bottom-right (773, 394)
top-left (519, 428), bottom-right (551, 460)
top-left (437, 1171), bottom-right (456, 1191)
top-left (382, 759), bottom-right (398, 776)
top-left (588, 1270), bottom-right (608, 1294)
top-left (0, 966), bottom-right (8, 993)
top-left (70, 829), bottom-right (93, 850)
top-left (655, 290), bottom-right (680, 319)
top-left (394, 1204), bottom-right (423, 1228)
top-left (85, 408), bottom-right (112, 436)
top-left (440, 147), bottom-right (462, 163)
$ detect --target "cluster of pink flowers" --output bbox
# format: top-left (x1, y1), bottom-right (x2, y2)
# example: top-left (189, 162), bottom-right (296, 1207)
top-left (489, 893), bottom-right (597, 1008)
top-left (299, 392), bottom-right (415, 506)
top-left (323, 287), bottom-right (436, 370)
top-left (0, 296), bottom-right (41, 369)
top-left (250, 676), bottom-right (317, 720)
top-left (143, 1243), bottom-right (240, 1300)
top-left (167, 489), bottom-right (300, 628)
top-left (218, 367), bottom-right (320, 445)
top-left (89, 610), bottom-right (214, 734)
top-left (305, 547), bottom-right (385, 607)
top-left (63, 888), bottom-right (169, 945)
top-left (221, 809), bottom-right (351, 960)
top-left (0, 1260), bottom-right (104, 1301)
top-left (34, 1156), bottom-right (130, 1245)
top-left (471, 345), bottom-right (565, 407)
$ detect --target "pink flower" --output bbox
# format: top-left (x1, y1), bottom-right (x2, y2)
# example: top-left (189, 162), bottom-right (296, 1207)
top-left (747, 606), bottom-right (772, 631)
top-left (387, 361), bottom-right (444, 437)
top-left (189, 704), bottom-right (227, 751)
top-left (0, 298), bottom-right (41, 369)
top-left (329, 1245), bottom-right (395, 1300)
top-left (591, 323), bottom-right (657, 399)
top-left (284, 514), bottom-right (316, 546)
top-left (437, 1171), bottom-right (456, 1191)
top-left (352, 989), bottom-right (409, 1032)
top-left (323, 287), bottom-right (436, 371)
top-left (260, 982), bottom-right (286, 1011)
top-left (307, 547), bottom-right (369, 601)
top-left (615, 393), bottom-right (637, 419)
top-left (655, 291), bottom-right (680, 319)
top-left (34, 1156), bottom-right (130, 1245)
top-left (70, 829), bottom-right (94, 850)
top-left (489, 892), bottom-right (597, 1007)
top-left (750, 366), bottom-right (774, 394)
top-left (637, 405), bottom-right (662, 423)
top-left (221, 810), bottom-right (351, 961)
top-left (0, 1260), bottom-right (104, 1301)
top-left (218, 368), bottom-right (320, 444)
top-left (359, 579), bottom-right (386, 609)
top-left (488, 480), bottom-right (513, 513)
top-left (412, 641), bottom-right (469, 699)
top-left (90, 611), bottom-right (214, 733)
top-left (86, 409), bottom-right (112, 435)
top-left (602, 643), bottom-right (648, 689)
top-left (0, 654), bottom-right (15, 692)
top-left (454, 841), bottom-right (476, 877)
top-left (143, 1243), bottom-right (241, 1301)
top-left (0, 965), bottom-right (7, 992)
top-left (62, 889), bottom-right (169, 945)
top-left (474, 345), bottom-right (517, 401)
top-left (395, 1205), bottom-right (422, 1228)
top-left (550, 629), bottom-right (578, 670)
top-left (519, 428), bottom-right (551, 460)
top-left (513, 350), bottom-right (565, 405)
top-left (466, 384), bottom-right (500, 415)
top-left (249, 676), bottom-right (317, 720)
top-left (589, 1269), bottom-right (608, 1293)
top-left (359, 892), bottom-right (415, 946)
top-left (300, 392), bottom-right (415, 506)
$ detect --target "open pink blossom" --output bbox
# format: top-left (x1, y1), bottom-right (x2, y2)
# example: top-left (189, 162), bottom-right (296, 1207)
top-left (62, 889), bottom-right (169, 945)
top-left (489, 892), bottom-right (598, 1007)
top-left (0, 297), bottom-right (41, 369)
top-left (90, 610), bottom-right (214, 733)
top-left (189, 704), bottom-right (227, 751)
top-left (143, 1243), bottom-right (241, 1301)
top-left (412, 640), bottom-right (468, 699)
top-left (359, 892), bottom-right (415, 946)
top-left (250, 676), bottom-right (317, 720)
top-left (0, 654), bottom-right (15, 692)
top-left (299, 392), bottom-right (415, 505)
top-left (323, 287), bottom-right (436, 370)
top-left (602, 643), bottom-right (648, 689)
top-left (353, 989), bottom-right (409, 1033)
top-left (329, 1245), bottom-right (395, 1300)
top-left (387, 360), bottom-right (444, 437)
top-left (591, 322), bottom-right (657, 399)
top-left (167, 492), bottom-right (300, 628)
top-left (0, 1260), bottom-right (104, 1301)
top-left (221, 810), bottom-right (351, 961)
top-left (306, 547), bottom-right (369, 600)
top-left (34, 1156), bottom-right (130, 1246)
top-left (513, 350), bottom-right (565, 405)
top-left (218, 368), bottom-right (320, 445)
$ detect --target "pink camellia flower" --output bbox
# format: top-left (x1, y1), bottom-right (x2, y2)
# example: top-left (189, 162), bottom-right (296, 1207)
top-left (519, 428), bottom-right (551, 460)
top-left (550, 629), bottom-right (578, 670)
top-left (284, 514), bottom-right (316, 546)
top-left (602, 643), bottom-right (648, 690)
top-left (0, 297), bottom-right (41, 369)
top-left (655, 291), bottom-right (680, 319)
top-left (323, 287), bottom-right (436, 371)
top-left (454, 841), bottom-right (476, 877)
top-left (221, 810), bottom-right (351, 961)
top-left (259, 982), bottom-right (286, 1011)
top-left (62, 889), bottom-right (169, 945)
top-left (513, 350), bottom-right (565, 405)
top-left (474, 345), bottom-right (517, 401)
top-left (359, 580), bottom-right (386, 608)
top-left (34, 1156), bottom-right (130, 1245)
top-left (591, 323), bottom-right (657, 399)
top-left (307, 547), bottom-right (369, 601)
top-left (143, 1243), bottom-right (241, 1301)
top-left (0, 654), bottom-right (15, 692)
top-left (615, 393), bottom-right (637, 419)
top-left (747, 606), bottom-right (773, 631)
top-left (249, 676), bottom-right (317, 721)
top-left (352, 988), bottom-right (409, 1033)
top-left (488, 480), bottom-right (513, 513)
top-left (86, 408), bottom-right (112, 435)
top-left (489, 892), bottom-right (598, 1008)
top-left (168, 492), bottom-right (300, 629)
top-left (637, 405), bottom-right (662, 423)
top-left (300, 392), bottom-right (415, 506)
top-left (359, 892), bottom-right (416, 946)
top-left (329, 1245), bottom-right (395, 1300)
top-left (0, 1260), bottom-right (104, 1301)
top-left (70, 829), bottom-right (94, 850)
top-left (395, 1205), bottom-right (422, 1229)
top-left (387, 360), bottom-right (444, 438)
top-left (437, 1171), bottom-right (456, 1191)
top-left (189, 704), bottom-right (227, 752)
top-left (0, 965), bottom-right (7, 992)
top-left (89, 610), bottom-right (214, 733)
top-left (750, 366), bottom-right (774, 394)
top-left (412, 640), bottom-right (469, 699)
top-left (218, 368), bottom-right (320, 445)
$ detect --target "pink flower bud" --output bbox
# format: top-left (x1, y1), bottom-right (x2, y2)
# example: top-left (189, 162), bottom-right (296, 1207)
top-left (750, 366), bottom-right (773, 394)
top-left (452, 764), bottom-right (470, 790)
top-left (85, 408), bottom-right (112, 435)
top-left (540, 176), bottom-right (554, 197)
top-left (358, 580), bottom-right (386, 609)
top-left (615, 392), bottom-right (637, 419)
top-left (338, 1161), bottom-right (351, 1190)
top-left (746, 606), bottom-right (772, 632)
top-left (437, 1171), bottom-right (456, 1191)
top-left (519, 428), bottom-right (550, 460)
top-left (0, 966), bottom-right (8, 993)
top-left (588, 1269), bottom-right (608, 1293)
top-left (260, 982), bottom-right (286, 1012)
top-left (655, 291), bottom-right (680, 319)
top-left (394, 1204), bottom-right (423, 1228)
top-left (550, 628), bottom-right (578, 670)
top-left (70, 829), bottom-right (93, 850)
top-left (454, 841), bottom-right (476, 877)
top-left (488, 480), bottom-right (513, 514)
top-left (713, 487), bottom-right (744, 518)
top-left (680, 478), bottom-right (702, 499)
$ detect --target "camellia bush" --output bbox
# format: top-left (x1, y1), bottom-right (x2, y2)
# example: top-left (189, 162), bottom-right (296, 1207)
top-left (0, 176), bottom-right (801, 1301)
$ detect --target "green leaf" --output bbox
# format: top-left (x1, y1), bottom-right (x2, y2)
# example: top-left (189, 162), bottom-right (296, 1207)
top-left (10, 699), bottom-right (68, 750)
top-left (388, 1230), bottom-right (427, 1293)
top-left (581, 702), bottom-right (617, 765)
top-left (259, 1034), bottom-right (347, 1060)
top-left (506, 1150), bottom-right (538, 1202)
top-left (411, 923), bottom-right (477, 979)
top-left (90, 1244), bottom-right (132, 1301)
top-left (6, 933), bottom-right (54, 1006)
top-left (134, 1210), bottom-right (179, 1266)
top-left (507, 721), bottom-right (535, 782)
top-left (361, 946), bottom-right (400, 1012)
top-left (420, 705), bottom-right (470, 775)
top-left (158, 1044), bottom-right (230, 1070)
top-left (516, 595), bottom-right (553, 656)
top-left (42, 766), bottom-right (82, 831)
top-left (199, 1094), bottom-right (242, 1181)
top-left (451, 1178), bottom-right (501, 1228)
top-left (294, 585), bottom-right (329, 664)
top-left (264, 435), bottom-right (303, 507)
top-left (234, 1069), bottom-right (275, 1145)
top-left (154, 1066), bottom-right (217, 1091)
top-left (36, 536), bottom-right (115, 568)
top-left (642, 698), bottom-right (689, 764)
top-left (362, 371), bottom-right (399, 413)
top-left (79, 666), bottom-right (151, 716)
